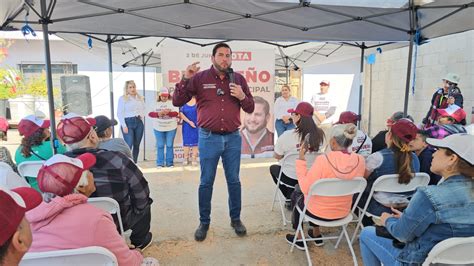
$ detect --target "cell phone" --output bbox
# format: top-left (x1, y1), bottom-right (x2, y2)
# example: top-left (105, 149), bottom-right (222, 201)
top-left (303, 134), bottom-right (311, 150)
top-left (372, 216), bottom-right (384, 226)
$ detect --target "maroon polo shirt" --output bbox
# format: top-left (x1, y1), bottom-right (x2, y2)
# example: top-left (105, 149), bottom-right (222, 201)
top-left (173, 65), bottom-right (255, 133)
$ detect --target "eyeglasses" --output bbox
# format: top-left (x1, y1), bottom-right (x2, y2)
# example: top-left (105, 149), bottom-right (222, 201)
top-left (217, 88), bottom-right (225, 96)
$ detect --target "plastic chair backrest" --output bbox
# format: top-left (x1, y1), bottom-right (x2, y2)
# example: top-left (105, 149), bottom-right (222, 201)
top-left (422, 237), bottom-right (474, 266)
top-left (17, 161), bottom-right (45, 179)
top-left (87, 197), bottom-right (125, 236)
top-left (304, 177), bottom-right (367, 221)
top-left (279, 151), bottom-right (300, 179)
top-left (371, 173), bottom-right (430, 193)
top-left (308, 177), bottom-right (367, 197)
top-left (20, 246), bottom-right (118, 266)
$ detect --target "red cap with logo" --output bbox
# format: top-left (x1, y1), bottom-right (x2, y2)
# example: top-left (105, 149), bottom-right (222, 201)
top-left (335, 111), bottom-right (361, 124)
top-left (288, 102), bottom-right (314, 118)
top-left (390, 118), bottom-right (418, 143)
top-left (0, 186), bottom-right (42, 245)
top-left (37, 153), bottom-right (96, 196)
top-left (57, 113), bottom-right (96, 144)
top-left (319, 80), bottom-right (330, 86)
top-left (18, 115), bottom-right (50, 138)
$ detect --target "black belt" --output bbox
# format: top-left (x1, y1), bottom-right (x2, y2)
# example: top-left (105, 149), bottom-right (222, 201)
top-left (202, 128), bottom-right (236, 135)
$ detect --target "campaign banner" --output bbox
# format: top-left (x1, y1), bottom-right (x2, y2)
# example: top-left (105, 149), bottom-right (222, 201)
top-left (161, 47), bottom-right (275, 161)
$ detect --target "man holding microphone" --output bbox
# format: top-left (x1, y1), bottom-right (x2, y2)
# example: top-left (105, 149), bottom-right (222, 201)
top-left (173, 43), bottom-right (255, 242)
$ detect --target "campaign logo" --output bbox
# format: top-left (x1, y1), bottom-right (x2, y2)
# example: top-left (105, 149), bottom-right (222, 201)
top-left (232, 51), bottom-right (252, 61)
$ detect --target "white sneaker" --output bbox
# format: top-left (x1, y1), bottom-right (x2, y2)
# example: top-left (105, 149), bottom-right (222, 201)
top-left (191, 161), bottom-right (198, 166)
top-left (183, 160), bottom-right (189, 166)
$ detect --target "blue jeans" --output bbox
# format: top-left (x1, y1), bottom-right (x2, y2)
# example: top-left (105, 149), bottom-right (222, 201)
top-left (198, 128), bottom-right (242, 224)
top-left (122, 117), bottom-right (144, 163)
top-left (153, 129), bottom-right (177, 167)
top-left (359, 227), bottom-right (402, 266)
top-left (275, 119), bottom-right (295, 137)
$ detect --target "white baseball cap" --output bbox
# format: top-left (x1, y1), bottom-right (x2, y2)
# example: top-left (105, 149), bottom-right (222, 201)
top-left (443, 73), bottom-right (460, 84)
top-left (427, 133), bottom-right (474, 165)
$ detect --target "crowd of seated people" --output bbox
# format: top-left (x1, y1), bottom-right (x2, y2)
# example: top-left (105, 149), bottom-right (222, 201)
top-left (271, 100), bottom-right (473, 264)
top-left (0, 113), bottom-right (158, 266)
top-left (0, 94), bottom-right (473, 266)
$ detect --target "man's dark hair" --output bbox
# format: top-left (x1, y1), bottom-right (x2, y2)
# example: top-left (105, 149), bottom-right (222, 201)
top-left (417, 130), bottom-right (428, 142)
top-left (253, 96), bottom-right (270, 115)
top-left (0, 236), bottom-right (13, 264)
top-left (212, 43), bottom-right (232, 57)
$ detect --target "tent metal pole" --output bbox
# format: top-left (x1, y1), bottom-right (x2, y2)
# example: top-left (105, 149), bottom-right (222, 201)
top-left (403, 0), bottom-right (416, 116)
top-left (107, 35), bottom-right (115, 137)
top-left (403, 39), bottom-right (414, 116)
top-left (142, 55), bottom-right (147, 161)
top-left (358, 43), bottom-right (365, 129)
top-left (40, 0), bottom-right (57, 154)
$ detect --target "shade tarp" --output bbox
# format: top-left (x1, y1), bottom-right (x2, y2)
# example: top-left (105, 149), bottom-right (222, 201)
top-left (53, 33), bottom-right (406, 70)
top-left (2, 0), bottom-right (473, 42)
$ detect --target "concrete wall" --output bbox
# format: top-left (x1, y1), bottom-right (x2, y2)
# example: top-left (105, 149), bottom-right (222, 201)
top-left (1, 37), bottom-right (159, 161)
top-left (361, 30), bottom-right (473, 136)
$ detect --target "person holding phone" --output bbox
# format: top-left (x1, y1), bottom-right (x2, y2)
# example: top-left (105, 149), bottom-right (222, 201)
top-left (270, 102), bottom-right (323, 203)
top-left (423, 73), bottom-right (463, 128)
top-left (360, 133), bottom-right (474, 265)
top-left (358, 119), bottom-right (420, 223)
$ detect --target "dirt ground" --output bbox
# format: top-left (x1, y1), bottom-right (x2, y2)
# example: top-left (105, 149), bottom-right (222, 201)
top-left (139, 159), bottom-right (363, 266)
top-left (2, 131), bottom-right (363, 266)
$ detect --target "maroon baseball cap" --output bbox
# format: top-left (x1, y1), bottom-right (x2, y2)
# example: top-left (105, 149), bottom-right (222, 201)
top-left (320, 80), bottom-right (330, 86)
top-left (18, 115), bottom-right (50, 138)
top-left (288, 102), bottom-right (314, 118)
top-left (0, 186), bottom-right (42, 245)
top-left (37, 153), bottom-right (96, 196)
top-left (390, 118), bottom-right (418, 143)
top-left (336, 111), bottom-right (361, 124)
top-left (57, 113), bottom-right (96, 144)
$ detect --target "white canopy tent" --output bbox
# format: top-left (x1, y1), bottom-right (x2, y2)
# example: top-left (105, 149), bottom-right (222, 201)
top-left (1, 0), bottom-right (473, 153)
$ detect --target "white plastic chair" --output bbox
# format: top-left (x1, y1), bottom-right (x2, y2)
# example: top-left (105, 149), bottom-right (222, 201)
top-left (290, 177), bottom-right (367, 266)
top-left (351, 173), bottom-right (430, 243)
top-left (87, 197), bottom-right (130, 240)
top-left (20, 246), bottom-right (118, 266)
top-left (271, 152), bottom-right (299, 226)
top-left (17, 161), bottom-right (45, 179)
top-left (422, 237), bottom-right (474, 265)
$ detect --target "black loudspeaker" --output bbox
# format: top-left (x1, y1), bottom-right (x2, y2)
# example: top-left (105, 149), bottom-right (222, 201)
top-left (60, 75), bottom-right (92, 116)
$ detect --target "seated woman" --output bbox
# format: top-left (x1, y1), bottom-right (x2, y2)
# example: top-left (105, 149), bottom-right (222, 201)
top-left (371, 111), bottom-right (414, 153)
top-left (15, 115), bottom-right (67, 191)
top-left (286, 123), bottom-right (366, 249)
top-left (359, 119), bottom-right (420, 221)
top-left (360, 133), bottom-right (474, 265)
top-left (26, 153), bottom-right (158, 266)
top-left (270, 102), bottom-right (324, 202)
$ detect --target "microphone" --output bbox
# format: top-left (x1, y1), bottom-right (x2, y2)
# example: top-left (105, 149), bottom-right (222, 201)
top-left (227, 68), bottom-right (235, 84)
